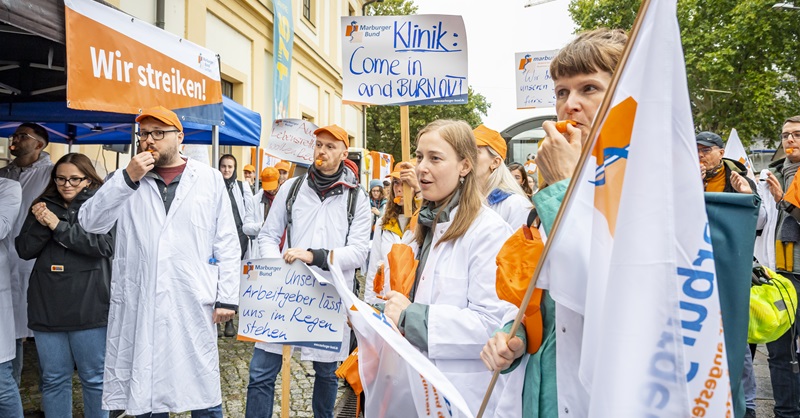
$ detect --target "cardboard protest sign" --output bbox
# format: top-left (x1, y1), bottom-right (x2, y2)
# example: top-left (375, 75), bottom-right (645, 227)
top-left (264, 119), bottom-right (318, 166)
top-left (515, 50), bottom-right (558, 108)
top-left (238, 258), bottom-right (345, 352)
top-left (341, 15), bottom-right (468, 106)
top-left (65, 0), bottom-right (223, 124)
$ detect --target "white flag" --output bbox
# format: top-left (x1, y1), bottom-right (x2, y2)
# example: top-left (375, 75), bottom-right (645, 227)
top-left (326, 263), bottom-right (474, 418)
top-left (543, 0), bottom-right (732, 415)
top-left (725, 128), bottom-right (755, 179)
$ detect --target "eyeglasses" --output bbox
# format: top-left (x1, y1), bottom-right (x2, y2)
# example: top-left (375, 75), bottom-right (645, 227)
top-left (11, 132), bottom-right (39, 141)
top-left (54, 176), bottom-right (87, 187)
top-left (697, 147), bottom-right (719, 155)
top-left (135, 129), bottom-right (179, 141)
top-left (780, 131), bottom-right (800, 141)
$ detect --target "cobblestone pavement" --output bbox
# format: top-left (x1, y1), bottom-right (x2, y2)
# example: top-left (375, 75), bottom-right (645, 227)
top-left (19, 318), bottom-right (346, 418)
top-left (15, 329), bottom-right (783, 418)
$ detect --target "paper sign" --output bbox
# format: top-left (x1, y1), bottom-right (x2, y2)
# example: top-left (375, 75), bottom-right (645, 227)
top-left (64, 0), bottom-right (223, 124)
top-left (264, 119), bottom-right (318, 166)
top-left (238, 258), bottom-right (345, 352)
top-left (515, 50), bottom-right (558, 109)
top-left (341, 15), bottom-right (468, 106)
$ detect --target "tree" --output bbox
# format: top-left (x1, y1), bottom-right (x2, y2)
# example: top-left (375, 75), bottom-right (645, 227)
top-left (363, 0), bottom-right (492, 161)
top-left (568, 0), bottom-right (800, 146)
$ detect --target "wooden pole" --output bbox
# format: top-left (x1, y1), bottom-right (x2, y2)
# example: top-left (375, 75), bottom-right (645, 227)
top-left (400, 105), bottom-right (412, 217)
top-left (474, 0), bottom-right (654, 415)
top-left (281, 345), bottom-right (291, 418)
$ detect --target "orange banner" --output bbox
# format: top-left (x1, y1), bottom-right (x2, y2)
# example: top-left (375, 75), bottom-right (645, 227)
top-left (65, 0), bottom-right (222, 119)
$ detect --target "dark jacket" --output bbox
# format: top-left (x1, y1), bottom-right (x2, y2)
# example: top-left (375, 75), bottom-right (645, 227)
top-left (15, 187), bottom-right (114, 332)
top-left (717, 158), bottom-right (757, 194)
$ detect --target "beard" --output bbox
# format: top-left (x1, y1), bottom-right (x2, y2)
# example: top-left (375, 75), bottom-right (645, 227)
top-left (155, 146), bottom-right (178, 167)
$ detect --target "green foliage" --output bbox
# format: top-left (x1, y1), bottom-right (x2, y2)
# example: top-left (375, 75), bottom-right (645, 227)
top-left (568, 0), bottom-right (800, 147)
top-left (362, 0), bottom-right (492, 161)
top-left (366, 0), bottom-right (418, 16)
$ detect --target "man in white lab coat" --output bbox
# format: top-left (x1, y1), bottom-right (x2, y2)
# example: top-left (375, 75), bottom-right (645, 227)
top-left (245, 125), bottom-right (370, 418)
top-left (78, 106), bottom-right (239, 417)
top-left (0, 122), bottom-right (53, 385)
top-left (0, 178), bottom-right (22, 416)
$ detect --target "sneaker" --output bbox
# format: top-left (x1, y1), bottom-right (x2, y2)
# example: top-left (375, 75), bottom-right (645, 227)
top-left (744, 408), bottom-right (756, 418)
top-left (224, 319), bottom-right (236, 337)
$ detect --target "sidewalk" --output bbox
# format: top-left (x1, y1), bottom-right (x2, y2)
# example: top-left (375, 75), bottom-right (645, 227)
top-left (17, 334), bottom-right (780, 417)
top-left (18, 321), bottom-right (346, 418)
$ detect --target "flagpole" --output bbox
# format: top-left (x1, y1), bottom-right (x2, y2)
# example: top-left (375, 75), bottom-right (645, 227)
top-left (475, 0), bottom-right (655, 415)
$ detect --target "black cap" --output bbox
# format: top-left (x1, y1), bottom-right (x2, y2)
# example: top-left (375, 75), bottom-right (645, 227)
top-left (696, 131), bottom-right (723, 148)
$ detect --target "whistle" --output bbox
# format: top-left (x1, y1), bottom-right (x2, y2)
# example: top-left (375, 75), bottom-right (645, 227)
top-left (555, 120), bottom-right (578, 133)
top-left (315, 159), bottom-right (323, 166)
top-left (787, 147), bottom-right (796, 154)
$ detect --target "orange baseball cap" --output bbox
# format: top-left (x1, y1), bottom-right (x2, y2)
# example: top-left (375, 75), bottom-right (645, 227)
top-left (314, 124), bottom-right (349, 148)
top-left (390, 160), bottom-right (415, 179)
top-left (473, 124), bottom-right (506, 160)
top-left (243, 164), bottom-right (256, 173)
top-left (135, 106), bottom-right (183, 131)
top-left (275, 161), bottom-right (291, 173)
top-left (260, 167), bottom-right (280, 191)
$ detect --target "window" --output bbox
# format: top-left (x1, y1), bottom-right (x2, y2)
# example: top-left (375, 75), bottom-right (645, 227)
top-left (220, 80), bottom-right (235, 155)
top-left (221, 80), bottom-right (234, 99)
top-left (302, 0), bottom-right (312, 22)
top-left (302, 113), bottom-right (314, 123)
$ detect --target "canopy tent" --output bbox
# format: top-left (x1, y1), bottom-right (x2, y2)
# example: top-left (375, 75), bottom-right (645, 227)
top-left (1, 1), bottom-right (260, 169)
top-left (0, 97), bottom-right (261, 147)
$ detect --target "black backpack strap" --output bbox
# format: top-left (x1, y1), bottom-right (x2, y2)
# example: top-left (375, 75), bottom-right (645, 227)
top-left (284, 174), bottom-right (305, 249)
top-left (527, 207), bottom-right (539, 228)
top-left (344, 185), bottom-right (363, 246)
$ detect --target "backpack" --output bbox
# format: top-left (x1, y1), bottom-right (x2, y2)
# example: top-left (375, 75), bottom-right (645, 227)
top-left (748, 265), bottom-right (797, 344)
top-left (284, 174), bottom-right (361, 249)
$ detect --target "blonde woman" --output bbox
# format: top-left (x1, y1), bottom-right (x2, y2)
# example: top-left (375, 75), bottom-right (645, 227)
top-left (383, 119), bottom-right (523, 417)
top-left (473, 125), bottom-right (533, 229)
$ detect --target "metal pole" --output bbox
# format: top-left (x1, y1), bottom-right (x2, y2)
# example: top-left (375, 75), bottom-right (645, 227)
top-left (212, 125), bottom-right (220, 168)
top-left (130, 124), bottom-right (137, 158)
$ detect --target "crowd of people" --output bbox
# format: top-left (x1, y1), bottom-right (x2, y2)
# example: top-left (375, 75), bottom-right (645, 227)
top-left (0, 26), bottom-right (798, 418)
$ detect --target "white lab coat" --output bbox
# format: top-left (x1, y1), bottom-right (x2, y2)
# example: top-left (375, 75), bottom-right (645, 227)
top-left (243, 189), bottom-right (275, 259)
top-left (403, 205), bottom-right (523, 418)
top-left (0, 179), bottom-right (21, 363)
top-left (364, 214), bottom-right (409, 304)
top-left (754, 179), bottom-right (778, 269)
top-left (0, 151), bottom-right (53, 339)
top-left (488, 192), bottom-right (533, 230)
top-left (78, 159), bottom-right (240, 415)
top-left (256, 175), bottom-right (371, 362)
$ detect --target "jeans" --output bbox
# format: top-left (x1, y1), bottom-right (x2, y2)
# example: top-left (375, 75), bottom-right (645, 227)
top-left (766, 274), bottom-right (800, 417)
top-left (246, 348), bottom-right (338, 418)
top-left (134, 404), bottom-right (222, 418)
top-left (742, 343), bottom-right (756, 410)
top-left (0, 359), bottom-right (23, 418)
top-left (11, 339), bottom-right (21, 387)
top-left (34, 327), bottom-right (108, 418)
